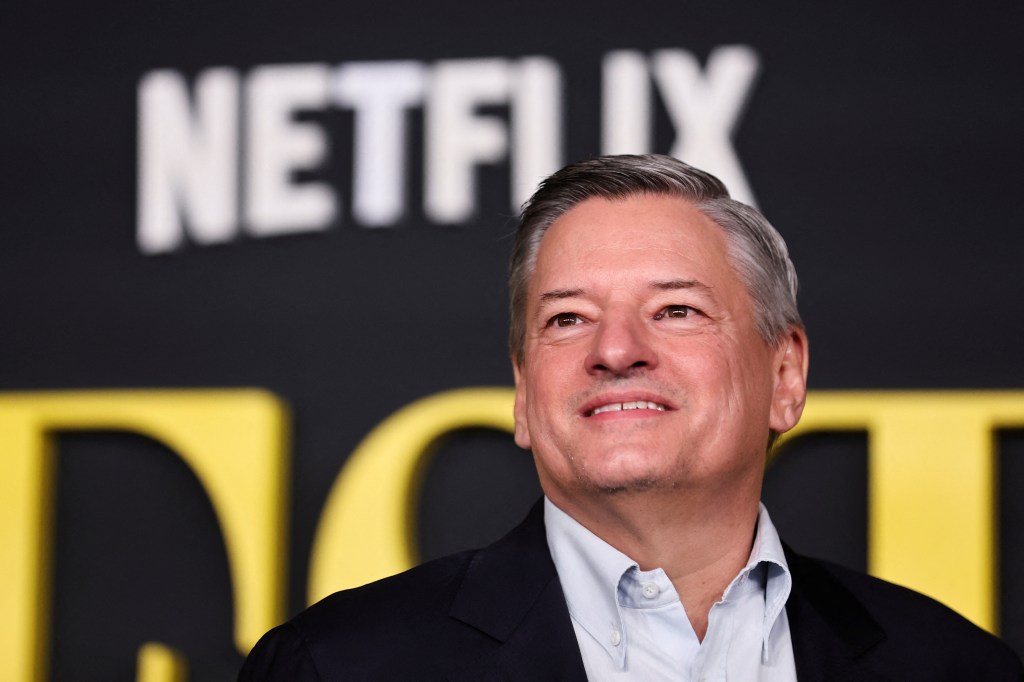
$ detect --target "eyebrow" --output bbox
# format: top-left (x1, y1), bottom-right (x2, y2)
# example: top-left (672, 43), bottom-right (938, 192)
top-left (649, 278), bottom-right (712, 292)
top-left (538, 288), bottom-right (585, 302)
top-left (538, 280), bottom-right (712, 303)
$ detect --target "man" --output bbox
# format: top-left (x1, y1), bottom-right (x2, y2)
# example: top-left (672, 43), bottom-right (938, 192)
top-left (240, 155), bottom-right (1023, 680)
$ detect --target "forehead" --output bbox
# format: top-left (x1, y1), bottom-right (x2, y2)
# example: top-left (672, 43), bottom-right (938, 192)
top-left (532, 194), bottom-right (736, 288)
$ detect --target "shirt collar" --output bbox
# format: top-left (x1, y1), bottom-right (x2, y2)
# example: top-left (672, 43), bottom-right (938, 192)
top-left (544, 497), bottom-right (792, 666)
top-left (544, 498), bottom-right (635, 666)
top-left (734, 502), bottom-right (793, 659)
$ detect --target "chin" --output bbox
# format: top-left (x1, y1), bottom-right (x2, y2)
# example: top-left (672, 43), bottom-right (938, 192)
top-left (589, 477), bottom-right (662, 495)
top-left (576, 459), bottom-right (682, 495)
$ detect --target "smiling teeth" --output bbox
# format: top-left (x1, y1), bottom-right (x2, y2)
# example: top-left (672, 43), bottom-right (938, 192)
top-left (591, 401), bottom-right (666, 415)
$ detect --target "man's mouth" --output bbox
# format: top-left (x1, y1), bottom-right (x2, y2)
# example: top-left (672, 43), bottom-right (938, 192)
top-left (587, 400), bottom-right (668, 416)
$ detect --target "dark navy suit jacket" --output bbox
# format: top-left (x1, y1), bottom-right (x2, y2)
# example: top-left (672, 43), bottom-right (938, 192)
top-left (240, 503), bottom-right (1023, 681)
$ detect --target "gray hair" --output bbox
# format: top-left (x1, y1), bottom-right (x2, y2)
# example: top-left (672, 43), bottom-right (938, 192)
top-left (509, 154), bottom-right (801, 365)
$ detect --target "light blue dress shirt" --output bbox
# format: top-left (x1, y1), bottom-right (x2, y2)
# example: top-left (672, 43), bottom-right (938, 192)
top-left (545, 498), bottom-right (798, 681)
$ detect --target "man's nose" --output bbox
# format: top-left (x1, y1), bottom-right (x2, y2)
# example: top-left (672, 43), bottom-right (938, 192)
top-left (585, 311), bottom-right (657, 376)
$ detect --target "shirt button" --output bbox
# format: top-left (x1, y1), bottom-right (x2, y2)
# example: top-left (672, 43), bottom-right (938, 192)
top-left (641, 582), bottom-right (659, 599)
top-left (610, 630), bottom-right (622, 647)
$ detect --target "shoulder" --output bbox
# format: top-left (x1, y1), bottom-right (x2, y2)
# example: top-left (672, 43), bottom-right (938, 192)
top-left (239, 550), bottom-right (491, 680)
top-left (293, 549), bottom-right (478, 642)
top-left (810, 556), bottom-right (1004, 645)
top-left (787, 551), bottom-right (1023, 679)
top-left (240, 502), bottom-right (558, 680)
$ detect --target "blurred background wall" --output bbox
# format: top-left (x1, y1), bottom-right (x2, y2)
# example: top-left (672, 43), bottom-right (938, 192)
top-left (3, 1), bottom-right (1023, 678)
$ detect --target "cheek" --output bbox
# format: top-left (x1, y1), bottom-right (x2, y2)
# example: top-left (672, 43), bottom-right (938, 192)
top-left (528, 348), bottom-right (575, 396)
top-left (671, 343), bottom-right (734, 392)
top-left (722, 346), bottom-right (778, 423)
top-left (684, 342), bottom-right (772, 413)
top-left (524, 362), bottom-right (577, 435)
top-left (526, 379), bottom-right (562, 432)
top-left (513, 391), bottom-right (531, 449)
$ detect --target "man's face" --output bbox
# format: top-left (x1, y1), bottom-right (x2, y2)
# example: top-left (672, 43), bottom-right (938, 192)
top-left (512, 194), bottom-right (806, 504)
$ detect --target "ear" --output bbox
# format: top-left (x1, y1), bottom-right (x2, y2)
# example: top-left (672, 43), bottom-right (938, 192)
top-left (768, 326), bottom-right (809, 434)
top-left (512, 359), bottom-right (532, 449)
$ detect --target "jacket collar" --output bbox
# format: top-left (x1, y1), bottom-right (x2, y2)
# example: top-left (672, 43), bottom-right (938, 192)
top-left (784, 544), bottom-right (888, 681)
top-left (441, 504), bottom-right (892, 681)
top-left (446, 501), bottom-right (588, 681)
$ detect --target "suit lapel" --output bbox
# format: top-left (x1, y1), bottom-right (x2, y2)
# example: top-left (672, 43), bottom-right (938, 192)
top-left (446, 508), bottom-right (896, 681)
top-left (446, 502), bottom-right (588, 682)
top-left (784, 545), bottom-right (889, 681)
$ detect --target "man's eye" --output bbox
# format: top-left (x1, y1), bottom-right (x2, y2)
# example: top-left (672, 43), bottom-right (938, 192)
top-left (550, 313), bottom-right (583, 327)
top-left (655, 305), bottom-right (695, 320)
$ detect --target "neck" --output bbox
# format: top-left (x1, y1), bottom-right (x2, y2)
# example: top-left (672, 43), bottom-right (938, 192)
top-left (546, 483), bottom-right (761, 641)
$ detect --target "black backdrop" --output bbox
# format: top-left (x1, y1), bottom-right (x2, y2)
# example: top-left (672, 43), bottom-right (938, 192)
top-left (4, 1), bottom-right (1024, 679)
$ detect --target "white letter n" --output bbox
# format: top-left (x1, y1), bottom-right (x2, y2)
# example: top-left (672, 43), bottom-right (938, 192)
top-left (137, 68), bottom-right (239, 254)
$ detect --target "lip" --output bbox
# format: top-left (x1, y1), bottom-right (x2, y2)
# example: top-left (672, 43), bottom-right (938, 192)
top-left (579, 391), bottom-right (676, 417)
